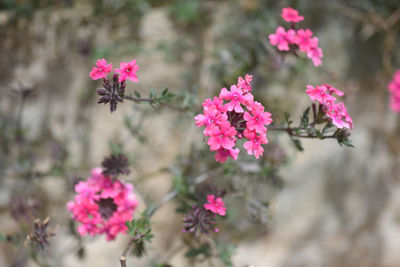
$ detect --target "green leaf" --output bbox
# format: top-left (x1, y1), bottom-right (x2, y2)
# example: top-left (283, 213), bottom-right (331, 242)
top-left (185, 244), bottom-right (211, 258)
top-left (284, 112), bottom-right (293, 126)
top-left (150, 88), bottom-right (157, 99)
top-left (292, 139), bottom-right (304, 151)
top-left (338, 139), bottom-right (354, 148)
top-left (300, 107), bottom-right (310, 128)
top-left (134, 90), bottom-right (141, 98)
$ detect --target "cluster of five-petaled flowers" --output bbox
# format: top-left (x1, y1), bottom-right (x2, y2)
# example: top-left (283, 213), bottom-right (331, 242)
top-left (195, 74), bottom-right (273, 163)
top-left (269, 7), bottom-right (323, 66)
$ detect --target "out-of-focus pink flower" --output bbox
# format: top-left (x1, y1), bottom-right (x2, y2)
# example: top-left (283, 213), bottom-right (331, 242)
top-left (295, 29), bottom-right (313, 52)
top-left (269, 8), bottom-right (324, 67)
top-left (388, 70), bottom-right (400, 113)
top-left (323, 83), bottom-right (344, 96)
top-left (219, 85), bottom-right (254, 113)
top-left (204, 195), bottom-right (227, 216)
top-left (306, 37), bottom-right (323, 66)
top-left (89, 59), bottom-right (112, 80)
top-left (67, 168), bottom-right (138, 241)
top-left (115, 60), bottom-right (139, 83)
top-left (269, 26), bottom-right (296, 51)
top-left (281, 7), bottom-right (304, 23)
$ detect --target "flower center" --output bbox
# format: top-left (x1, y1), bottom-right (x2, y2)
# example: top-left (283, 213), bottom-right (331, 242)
top-left (126, 68), bottom-right (131, 73)
top-left (97, 198), bottom-right (117, 220)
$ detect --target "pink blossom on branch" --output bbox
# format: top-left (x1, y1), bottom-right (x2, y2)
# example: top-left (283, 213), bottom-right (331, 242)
top-left (269, 8), bottom-right (323, 67)
top-left (195, 74), bottom-right (273, 163)
top-left (237, 74), bottom-right (253, 93)
top-left (306, 84), bottom-right (353, 129)
top-left (215, 148), bottom-right (240, 163)
top-left (219, 85), bottom-right (254, 113)
top-left (115, 60), bottom-right (139, 83)
top-left (269, 26), bottom-right (296, 51)
top-left (244, 101), bottom-right (273, 134)
top-left (295, 29), bottom-right (313, 52)
top-left (243, 129), bottom-right (268, 159)
top-left (281, 7), bottom-right (304, 23)
top-left (204, 195), bottom-right (227, 216)
top-left (89, 59), bottom-right (112, 80)
top-left (306, 37), bottom-right (323, 67)
top-left (67, 168), bottom-right (138, 241)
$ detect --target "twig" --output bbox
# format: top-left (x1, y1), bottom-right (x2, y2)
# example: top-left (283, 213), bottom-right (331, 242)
top-left (120, 238), bottom-right (137, 267)
top-left (268, 125), bottom-right (336, 139)
top-left (124, 95), bottom-right (153, 102)
top-left (124, 95), bottom-right (189, 112)
top-left (119, 189), bottom-right (179, 267)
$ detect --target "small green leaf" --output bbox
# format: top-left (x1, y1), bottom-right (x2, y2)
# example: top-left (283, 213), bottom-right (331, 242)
top-left (134, 90), bottom-right (141, 98)
top-left (292, 139), bottom-right (304, 151)
top-left (284, 112), bottom-right (293, 126)
top-left (185, 244), bottom-right (211, 258)
top-left (300, 107), bottom-right (310, 128)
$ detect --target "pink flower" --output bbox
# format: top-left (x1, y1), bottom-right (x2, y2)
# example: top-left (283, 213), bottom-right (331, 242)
top-left (305, 85), bottom-right (336, 105)
top-left (243, 129), bottom-right (268, 159)
top-left (269, 26), bottom-right (296, 51)
top-left (306, 84), bottom-right (353, 129)
top-left (237, 74), bottom-right (253, 93)
top-left (325, 102), bottom-right (353, 129)
top-left (281, 7), bottom-right (304, 23)
top-left (194, 75), bottom-right (273, 163)
top-left (244, 102), bottom-right (273, 134)
top-left (323, 83), bottom-right (344, 97)
top-left (306, 37), bottom-right (323, 66)
top-left (215, 148), bottom-right (240, 163)
top-left (219, 85), bottom-right (254, 113)
top-left (202, 96), bottom-right (226, 112)
top-left (67, 168), bottom-right (138, 241)
top-left (388, 70), bottom-right (400, 113)
top-left (206, 122), bottom-right (237, 151)
top-left (295, 29), bottom-right (313, 52)
top-left (204, 195), bottom-right (227, 216)
top-left (115, 60), bottom-right (139, 83)
top-left (89, 59), bottom-right (112, 80)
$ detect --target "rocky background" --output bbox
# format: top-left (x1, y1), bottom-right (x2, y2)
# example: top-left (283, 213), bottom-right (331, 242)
top-left (0, 0), bottom-right (400, 266)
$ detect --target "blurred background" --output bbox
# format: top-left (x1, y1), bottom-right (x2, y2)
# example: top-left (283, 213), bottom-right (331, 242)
top-left (0, 0), bottom-right (400, 266)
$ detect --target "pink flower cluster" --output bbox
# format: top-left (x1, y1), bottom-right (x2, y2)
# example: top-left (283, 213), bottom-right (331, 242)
top-left (269, 7), bottom-right (323, 66)
top-left (204, 195), bottom-right (227, 216)
top-left (388, 70), bottom-right (400, 113)
top-left (195, 74), bottom-right (273, 163)
top-left (67, 168), bottom-right (138, 241)
top-left (89, 58), bottom-right (139, 83)
top-left (306, 84), bottom-right (353, 129)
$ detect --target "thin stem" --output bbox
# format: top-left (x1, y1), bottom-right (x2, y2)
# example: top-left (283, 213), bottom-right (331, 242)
top-left (124, 95), bottom-right (189, 112)
top-left (119, 189), bottom-right (179, 267)
top-left (124, 95), bottom-right (153, 102)
top-left (268, 125), bottom-right (336, 139)
top-left (120, 238), bottom-right (137, 267)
